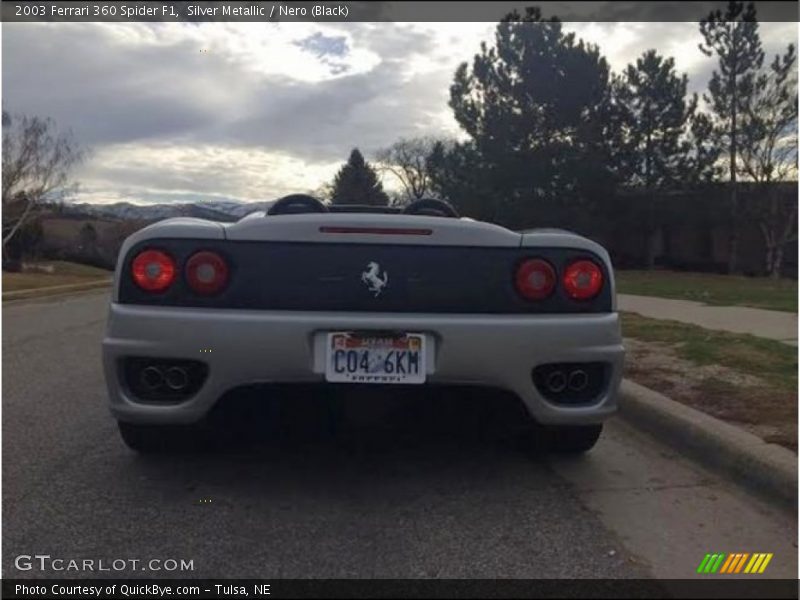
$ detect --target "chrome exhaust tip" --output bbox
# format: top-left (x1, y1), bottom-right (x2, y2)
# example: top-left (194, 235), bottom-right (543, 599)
top-left (140, 366), bottom-right (164, 390)
top-left (568, 369), bottom-right (589, 392)
top-left (164, 366), bottom-right (189, 391)
top-left (546, 370), bottom-right (567, 393)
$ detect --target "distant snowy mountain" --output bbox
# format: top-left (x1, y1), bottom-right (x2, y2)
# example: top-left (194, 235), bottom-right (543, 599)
top-left (64, 200), bottom-right (275, 222)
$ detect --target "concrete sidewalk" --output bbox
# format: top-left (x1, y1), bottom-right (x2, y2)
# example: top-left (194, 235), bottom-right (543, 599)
top-left (618, 294), bottom-right (798, 345)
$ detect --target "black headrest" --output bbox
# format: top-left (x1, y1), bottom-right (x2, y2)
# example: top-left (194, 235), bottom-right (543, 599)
top-left (267, 194), bottom-right (328, 215)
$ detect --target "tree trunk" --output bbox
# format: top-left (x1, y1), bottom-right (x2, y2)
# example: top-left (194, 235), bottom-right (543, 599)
top-left (728, 39), bottom-right (739, 275)
top-left (644, 132), bottom-right (656, 269)
top-left (728, 185), bottom-right (739, 274)
top-left (2, 195), bottom-right (35, 250)
top-left (645, 194), bottom-right (658, 269)
top-left (764, 243), bottom-right (773, 276)
top-left (770, 245), bottom-right (784, 279)
top-left (760, 188), bottom-right (794, 280)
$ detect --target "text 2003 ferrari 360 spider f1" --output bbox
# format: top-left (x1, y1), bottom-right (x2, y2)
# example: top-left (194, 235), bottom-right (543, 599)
top-left (103, 195), bottom-right (624, 453)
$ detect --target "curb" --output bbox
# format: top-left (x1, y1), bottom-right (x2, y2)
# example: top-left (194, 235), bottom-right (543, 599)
top-left (2, 279), bottom-right (112, 301)
top-left (618, 379), bottom-right (797, 508)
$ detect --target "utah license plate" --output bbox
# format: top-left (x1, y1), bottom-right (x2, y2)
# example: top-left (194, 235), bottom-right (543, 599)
top-left (325, 332), bottom-right (426, 384)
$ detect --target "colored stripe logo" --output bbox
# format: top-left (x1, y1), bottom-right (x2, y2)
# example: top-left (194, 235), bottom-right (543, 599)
top-left (697, 553), bottom-right (773, 574)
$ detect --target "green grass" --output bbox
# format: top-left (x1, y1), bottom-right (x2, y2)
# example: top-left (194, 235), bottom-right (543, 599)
top-left (621, 312), bottom-right (797, 392)
top-left (3, 261), bottom-right (111, 292)
top-left (616, 270), bottom-right (798, 313)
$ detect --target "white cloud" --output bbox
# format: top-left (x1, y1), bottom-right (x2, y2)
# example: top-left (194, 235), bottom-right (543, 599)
top-left (3, 18), bottom-right (796, 206)
top-left (76, 142), bottom-right (343, 203)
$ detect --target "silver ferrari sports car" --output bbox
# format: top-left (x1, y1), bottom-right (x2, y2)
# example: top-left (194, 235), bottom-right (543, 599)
top-left (103, 195), bottom-right (624, 453)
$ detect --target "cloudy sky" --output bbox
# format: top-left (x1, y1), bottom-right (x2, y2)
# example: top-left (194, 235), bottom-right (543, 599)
top-left (2, 13), bottom-right (796, 206)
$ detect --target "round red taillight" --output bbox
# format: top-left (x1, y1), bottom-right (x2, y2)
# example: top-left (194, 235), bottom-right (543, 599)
top-left (185, 251), bottom-right (229, 295)
top-left (131, 249), bottom-right (176, 292)
top-left (515, 258), bottom-right (557, 300)
top-left (563, 259), bottom-right (603, 300)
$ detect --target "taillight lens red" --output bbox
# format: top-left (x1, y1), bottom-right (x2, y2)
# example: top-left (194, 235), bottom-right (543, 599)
top-left (131, 249), bottom-right (176, 292)
top-left (515, 258), bottom-right (556, 300)
top-left (185, 251), bottom-right (229, 295)
top-left (563, 259), bottom-right (603, 300)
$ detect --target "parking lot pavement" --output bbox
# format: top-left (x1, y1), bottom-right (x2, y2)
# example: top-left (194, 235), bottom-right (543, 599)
top-left (2, 292), bottom-right (796, 579)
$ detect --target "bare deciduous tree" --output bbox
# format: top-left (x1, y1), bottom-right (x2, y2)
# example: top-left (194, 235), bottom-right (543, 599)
top-left (311, 182), bottom-right (334, 202)
top-left (739, 45), bottom-right (798, 278)
top-left (2, 111), bottom-right (85, 250)
top-left (699, 1), bottom-right (765, 274)
top-left (376, 137), bottom-right (437, 203)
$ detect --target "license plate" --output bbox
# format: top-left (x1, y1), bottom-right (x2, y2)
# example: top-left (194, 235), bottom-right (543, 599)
top-left (325, 332), bottom-right (426, 384)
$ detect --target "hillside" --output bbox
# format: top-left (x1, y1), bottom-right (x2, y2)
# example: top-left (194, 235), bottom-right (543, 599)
top-left (30, 199), bottom-right (277, 269)
top-left (64, 199), bottom-right (276, 222)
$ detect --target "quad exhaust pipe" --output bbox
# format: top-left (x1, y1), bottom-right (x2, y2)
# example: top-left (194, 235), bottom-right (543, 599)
top-left (544, 368), bottom-right (590, 393)
top-left (533, 362), bottom-right (605, 403)
top-left (545, 370), bottom-right (567, 393)
top-left (165, 366), bottom-right (189, 391)
top-left (140, 366), bottom-right (164, 390)
top-left (138, 365), bottom-right (190, 392)
top-left (126, 357), bottom-right (208, 401)
top-left (568, 369), bottom-right (588, 392)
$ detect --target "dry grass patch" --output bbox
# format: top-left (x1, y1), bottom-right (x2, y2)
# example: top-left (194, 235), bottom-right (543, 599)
top-left (3, 261), bottom-right (111, 292)
top-left (622, 315), bottom-right (797, 451)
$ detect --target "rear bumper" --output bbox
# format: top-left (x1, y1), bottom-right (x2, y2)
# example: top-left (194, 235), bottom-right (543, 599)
top-left (102, 304), bottom-right (624, 426)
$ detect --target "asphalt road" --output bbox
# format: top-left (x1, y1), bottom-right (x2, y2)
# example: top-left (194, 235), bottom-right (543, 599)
top-left (3, 291), bottom-right (797, 581)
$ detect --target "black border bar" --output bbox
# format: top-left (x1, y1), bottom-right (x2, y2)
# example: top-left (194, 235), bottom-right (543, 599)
top-left (2, 1), bottom-right (799, 23)
top-left (2, 579), bottom-right (799, 599)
